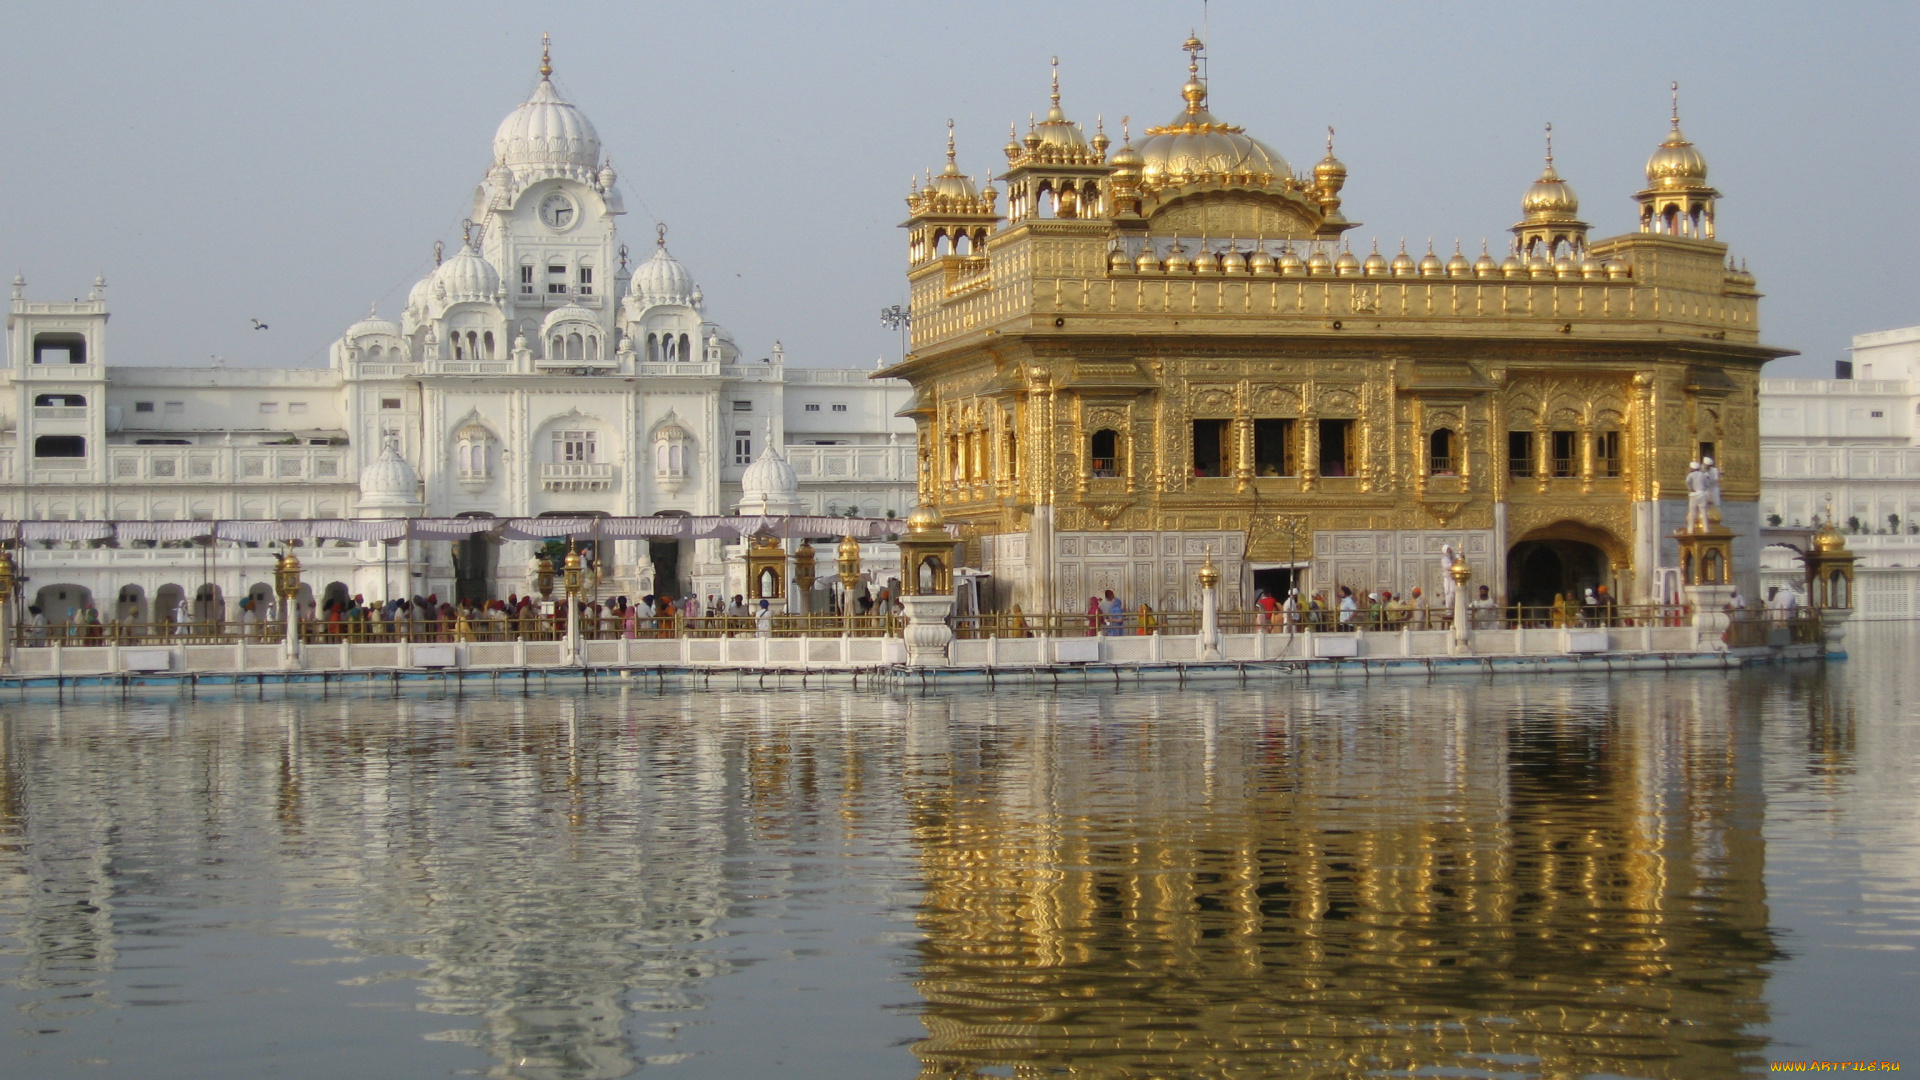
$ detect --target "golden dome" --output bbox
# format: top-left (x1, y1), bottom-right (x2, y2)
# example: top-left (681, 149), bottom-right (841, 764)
top-left (1163, 242), bottom-right (1191, 273)
top-left (1220, 246), bottom-right (1248, 274)
top-left (1522, 162), bottom-right (1580, 216)
top-left (1277, 245), bottom-right (1304, 276)
top-left (1646, 87), bottom-right (1708, 188)
top-left (1313, 127), bottom-right (1348, 190)
top-left (1363, 241), bottom-right (1388, 277)
top-left (1248, 246), bottom-right (1276, 273)
top-left (1022, 57), bottom-right (1091, 158)
top-left (1418, 243), bottom-right (1445, 277)
top-left (1647, 124), bottom-right (1708, 188)
top-left (1335, 245), bottom-right (1360, 276)
top-left (904, 504), bottom-right (948, 538)
top-left (1813, 519), bottom-right (1849, 553)
top-left (1446, 243), bottom-right (1472, 276)
top-left (1135, 49), bottom-right (1288, 191)
top-left (1192, 246), bottom-right (1220, 274)
top-left (1306, 246), bottom-right (1333, 274)
top-left (1473, 243), bottom-right (1498, 277)
top-left (1135, 246), bottom-right (1161, 272)
top-left (925, 121), bottom-right (978, 199)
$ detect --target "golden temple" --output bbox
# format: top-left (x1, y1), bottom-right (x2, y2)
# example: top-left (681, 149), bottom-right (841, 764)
top-left (883, 42), bottom-right (1786, 613)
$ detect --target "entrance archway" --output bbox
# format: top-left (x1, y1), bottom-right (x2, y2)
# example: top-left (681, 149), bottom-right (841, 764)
top-left (1507, 520), bottom-right (1625, 613)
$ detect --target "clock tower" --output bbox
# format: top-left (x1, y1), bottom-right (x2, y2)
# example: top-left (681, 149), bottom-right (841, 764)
top-left (473, 38), bottom-right (625, 342)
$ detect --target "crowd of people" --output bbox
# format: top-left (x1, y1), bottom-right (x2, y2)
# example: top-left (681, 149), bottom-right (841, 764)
top-left (14, 586), bottom-right (910, 646)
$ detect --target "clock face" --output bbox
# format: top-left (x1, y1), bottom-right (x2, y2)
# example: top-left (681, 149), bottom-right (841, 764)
top-left (538, 192), bottom-right (576, 231)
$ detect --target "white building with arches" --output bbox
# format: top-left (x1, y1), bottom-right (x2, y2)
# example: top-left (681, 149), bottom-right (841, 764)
top-left (0, 48), bottom-right (914, 627)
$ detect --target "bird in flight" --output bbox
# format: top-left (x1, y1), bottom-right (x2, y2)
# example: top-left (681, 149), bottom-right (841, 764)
top-left (250, 318), bottom-right (269, 330)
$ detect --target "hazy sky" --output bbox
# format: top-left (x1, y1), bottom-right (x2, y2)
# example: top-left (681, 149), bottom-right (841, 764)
top-left (2, 1), bottom-right (1913, 377)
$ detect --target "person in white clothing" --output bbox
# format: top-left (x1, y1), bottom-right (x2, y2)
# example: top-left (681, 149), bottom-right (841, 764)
top-left (1337, 586), bottom-right (1357, 628)
top-left (1281, 589), bottom-right (1299, 629)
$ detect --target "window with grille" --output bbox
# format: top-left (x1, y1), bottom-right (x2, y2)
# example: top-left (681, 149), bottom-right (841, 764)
top-left (1596, 430), bottom-right (1622, 477)
top-left (554, 431), bottom-right (597, 463)
top-left (804, 403), bottom-right (821, 412)
top-left (520, 265), bottom-right (535, 295)
top-left (1508, 431), bottom-right (1534, 477)
top-left (1552, 430), bottom-right (1578, 477)
top-left (734, 430), bottom-right (753, 465)
top-left (577, 266), bottom-right (593, 296)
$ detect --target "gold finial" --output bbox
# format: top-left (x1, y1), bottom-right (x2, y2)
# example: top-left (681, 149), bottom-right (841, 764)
top-left (1050, 55), bottom-right (1060, 109)
top-left (461, 218), bottom-right (473, 250)
top-left (1671, 81), bottom-right (1681, 129)
top-left (540, 32), bottom-right (552, 80)
top-left (433, 239), bottom-right (443, 266)
top-left (1122, 115), bottom-right (1131, 142)
top-left (1544, 121), bottom-right (1554, 167)
top-left (655, 222), bottom-right (667, 248)
top-left (945, 118), bottom-right (956, 166)
top-left (1327, 125), bottom-right (1335, 155)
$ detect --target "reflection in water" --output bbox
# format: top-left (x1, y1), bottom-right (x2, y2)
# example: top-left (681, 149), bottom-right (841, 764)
top-left (1, 646), bottom-right (1915, 1078)
top-left (902, 681), bottom-right (1778, 1078)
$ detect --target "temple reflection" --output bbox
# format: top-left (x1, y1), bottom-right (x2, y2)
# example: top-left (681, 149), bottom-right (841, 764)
top-left (900, 682), bottom-right (1777, 1078)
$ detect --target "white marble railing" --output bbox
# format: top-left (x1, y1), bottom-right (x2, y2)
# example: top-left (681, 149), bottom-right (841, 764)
top-left (783, 444), bottom-right (914, 483)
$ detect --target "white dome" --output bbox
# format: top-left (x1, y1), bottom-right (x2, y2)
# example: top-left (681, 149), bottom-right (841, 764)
top-left (405, 274), bottom-right (434, 315)
top-left (358, 436), bottom-right (421, 508)
top-left (740, 443), bottom-right (798, 500)
top-left (493, 77), bottom-right (601, 173)
top-left (432, 247), bottom-right (501, 306)
top-left (346, 304), bottom-right (400, 340)
top-left (629, 243), bottom-right (698, 308)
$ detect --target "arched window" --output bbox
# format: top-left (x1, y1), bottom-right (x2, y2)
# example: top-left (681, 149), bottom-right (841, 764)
top-left (367, 345), bottom-right (383, 360)
top-left (678, 333), bottom-right (691, 361)
top-left (550, 335), bottom-right (564, 360)
top-left (453, 336), bottom-right (465, 360)
top-left (33, 394), bottom-right (85, 407)
top-left (587, 335), bottom-right (598, 360)
top-left (483, 331), bottom-right (495, 359)
top-left (646, 333), bottom-right (659, 362)
top-left (1090, 429), bottom-right (1119, 477)
top-left (1428, 428), bottom-right (1457, 475)
top-left (566, 332), bottom-right (584, 361)
top-left (653, 423), bottom-right (692, 487)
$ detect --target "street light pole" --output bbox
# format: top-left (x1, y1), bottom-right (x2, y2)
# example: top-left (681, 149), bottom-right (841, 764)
top-left (563, 542), bottom-right (584, 664)
top-left (275, 547), bottom-right (303, 663)
top-left (837, 535), bottom-right (861, 637)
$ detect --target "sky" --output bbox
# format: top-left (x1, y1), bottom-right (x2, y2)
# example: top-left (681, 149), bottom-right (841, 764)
top-left (0, 1), bottom-right (1913, 378)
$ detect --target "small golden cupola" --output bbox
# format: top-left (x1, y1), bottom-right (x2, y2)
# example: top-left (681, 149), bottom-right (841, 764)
top-left (1312, 127), bottom-right (1349, 222)
top-left (1512, 123), bottom-right (1589, 259)
top-left (1001, 57), bottom-right (1111, 224)
top-left (1636, 83), bottom-right (1721, 239)
top-left (903, 120), bottom-right (999, 267)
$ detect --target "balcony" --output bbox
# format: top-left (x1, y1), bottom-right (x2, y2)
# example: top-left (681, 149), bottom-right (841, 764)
top-left (539, 462), bottom-right (615, 492)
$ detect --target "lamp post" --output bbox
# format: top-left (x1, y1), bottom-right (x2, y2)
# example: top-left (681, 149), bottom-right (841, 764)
top-left (563, 543), bottom-right (584, 664)
top-left (837, 535), bottom-right (861, 637)
top-left (1449, 556), bottom-right (1472, 654)
top-left (1198, 549), bottom-right (1223, 661)
top-left (0, 545), bottom-right (15, 671)
top-left (793, 540), bottom-right (816, 617)
top-left (275, 547), bottom-right (303, 662)
top-left (535, 553), bottom-right (556, 602)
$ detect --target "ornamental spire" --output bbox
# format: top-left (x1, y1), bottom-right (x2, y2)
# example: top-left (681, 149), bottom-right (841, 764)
top-left (540, 32), bottom-right (552, 80)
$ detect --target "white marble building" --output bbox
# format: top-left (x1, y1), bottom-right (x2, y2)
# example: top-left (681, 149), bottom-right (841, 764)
top-left (1760, 324), bottom-right (1920, 615)
top-left (2, 50), bottom-right (914, 625)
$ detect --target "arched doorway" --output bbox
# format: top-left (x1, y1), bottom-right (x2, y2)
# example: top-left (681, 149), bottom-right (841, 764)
top-left (1506, 521), bottom-right (1625, 613)
top-left (453, 513), bottom-right (498, 605)
top-left (33, 584), bottom-right (93, 626)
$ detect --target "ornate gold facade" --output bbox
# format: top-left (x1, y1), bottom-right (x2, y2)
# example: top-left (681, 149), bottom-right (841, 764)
top-left (884, 42), bottom-right (1787, 612)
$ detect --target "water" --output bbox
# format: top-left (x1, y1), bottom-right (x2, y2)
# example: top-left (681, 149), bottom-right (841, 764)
top-left (2, 632), bottom-right (1916, 1079)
